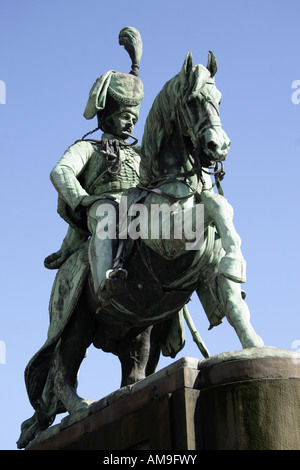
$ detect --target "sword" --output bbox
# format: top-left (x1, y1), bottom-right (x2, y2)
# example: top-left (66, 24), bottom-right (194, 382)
top-left (183, 305), bottom-right (210, 359)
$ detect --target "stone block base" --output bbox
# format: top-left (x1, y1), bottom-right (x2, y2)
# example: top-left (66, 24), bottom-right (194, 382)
top-left (26, 347), bottom-right (300, 450)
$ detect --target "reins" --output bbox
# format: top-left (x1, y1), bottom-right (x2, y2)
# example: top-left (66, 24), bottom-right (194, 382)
top-left (138, 157), bottom-right (225, 203)
top-left (139, 83), bottom-right (227, 201)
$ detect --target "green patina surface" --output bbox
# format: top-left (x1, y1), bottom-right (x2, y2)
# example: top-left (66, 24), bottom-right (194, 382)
top-left (18, 27), bottom-right (273, 450)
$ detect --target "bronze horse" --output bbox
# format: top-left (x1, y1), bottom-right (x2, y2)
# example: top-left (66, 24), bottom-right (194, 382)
top-left (17, 51), bottom-right (263, 449)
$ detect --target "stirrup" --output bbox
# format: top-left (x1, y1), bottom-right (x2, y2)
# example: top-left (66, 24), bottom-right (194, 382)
top-left (105, 268), bottom-right (127, 297)
top-left (96, 269), bottom-right (128, 315)
top-left (106, 267), bottom-right (128, 280)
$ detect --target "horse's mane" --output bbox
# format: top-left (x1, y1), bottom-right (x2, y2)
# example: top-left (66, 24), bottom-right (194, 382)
top-left (141, 75), bottom-right (180, 160)
top-left (140, 56), bottom-right (216, 185)
top-left (140, 74), bottom-right (181, 184)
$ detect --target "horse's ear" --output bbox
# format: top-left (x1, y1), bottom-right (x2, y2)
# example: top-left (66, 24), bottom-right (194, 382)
top-left (180, 51), bottom-right (194, 91)
top-left (207, 50), bottom-right (217, 77)
top-left (182, 51), bottom-right (194, 76)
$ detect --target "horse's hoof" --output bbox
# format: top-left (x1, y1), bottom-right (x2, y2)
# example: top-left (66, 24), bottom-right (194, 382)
top-left (71, 398), bottom-right (94, 414)
top-left (242, 334), bottom-right (264, 349)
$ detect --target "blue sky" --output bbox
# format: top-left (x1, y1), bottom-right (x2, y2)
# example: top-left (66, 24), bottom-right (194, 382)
top-left (0, 0), bottom-right (299, 450)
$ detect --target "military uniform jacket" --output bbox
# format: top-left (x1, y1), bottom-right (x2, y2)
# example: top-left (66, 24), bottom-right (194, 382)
top-left (50, 133), bottom-right (141, 234)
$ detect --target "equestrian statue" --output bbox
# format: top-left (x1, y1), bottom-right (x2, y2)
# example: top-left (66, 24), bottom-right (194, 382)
top-left (17, 27), bottom-right (263, 449)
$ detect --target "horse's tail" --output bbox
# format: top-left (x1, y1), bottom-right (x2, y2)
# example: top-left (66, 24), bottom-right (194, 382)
top-left (17, 358), bottom-right (65, 448)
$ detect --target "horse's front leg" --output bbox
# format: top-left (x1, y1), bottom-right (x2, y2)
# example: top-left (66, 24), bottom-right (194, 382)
top-left (201, 190), bottom-right (246, 283)
top-left (197, 274), bottom-right (264, 349)
top-left (53, 300), bottom-right (97, 414)
top-left (219, 276), bottom-right (264, 348)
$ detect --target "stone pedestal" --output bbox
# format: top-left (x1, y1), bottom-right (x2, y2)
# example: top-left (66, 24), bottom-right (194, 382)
top-left (26, 348), bottom-right (300, 450)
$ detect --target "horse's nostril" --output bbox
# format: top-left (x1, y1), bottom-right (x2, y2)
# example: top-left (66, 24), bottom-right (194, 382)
top-left (207, 141), bottom-right (217, 152)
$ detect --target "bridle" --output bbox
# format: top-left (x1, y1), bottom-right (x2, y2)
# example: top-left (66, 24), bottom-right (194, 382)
top-left (141, 87), bottom-right (226, 201)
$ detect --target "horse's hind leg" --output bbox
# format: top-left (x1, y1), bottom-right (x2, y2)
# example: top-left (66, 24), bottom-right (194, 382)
top-left (53, 300), bottom-right (97, 414)
top-left (118, 326), bottom-right (158, 387)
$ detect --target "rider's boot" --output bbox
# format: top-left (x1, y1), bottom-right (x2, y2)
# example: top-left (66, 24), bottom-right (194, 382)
top-left (96, 240), bottom-right (128, 312)
top-left (96, 267), bottom-right (128, 313)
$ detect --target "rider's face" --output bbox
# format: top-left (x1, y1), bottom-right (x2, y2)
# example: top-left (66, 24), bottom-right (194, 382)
top-left (105, 111), bottom-right (137, 138)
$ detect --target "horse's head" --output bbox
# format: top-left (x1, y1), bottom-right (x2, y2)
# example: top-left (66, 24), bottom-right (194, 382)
top-left (177, 51), bottom-right (230, 168)
top-left (140, 51), bottom-right (231, 184)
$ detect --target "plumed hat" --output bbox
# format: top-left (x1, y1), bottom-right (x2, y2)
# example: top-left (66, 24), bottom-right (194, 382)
top-left (83, 27), bottom-right (144, 120)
